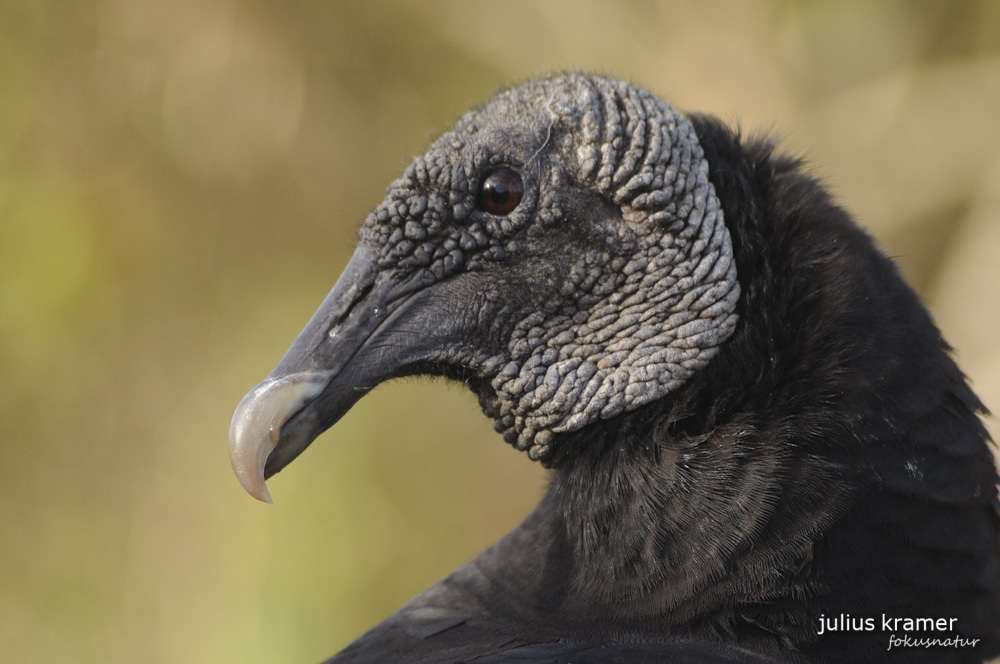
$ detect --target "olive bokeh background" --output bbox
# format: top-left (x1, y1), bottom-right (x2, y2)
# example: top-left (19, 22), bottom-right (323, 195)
top-left (2, 1), bottom-right (999, 662)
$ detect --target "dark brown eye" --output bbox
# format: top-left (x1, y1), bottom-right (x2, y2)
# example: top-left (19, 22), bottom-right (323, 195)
top-left (477, 167), bottom-right (524, 216)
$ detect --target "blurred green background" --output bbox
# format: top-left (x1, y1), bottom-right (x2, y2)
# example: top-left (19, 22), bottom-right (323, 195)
top-left (2, 1), bottom-right (999, 662)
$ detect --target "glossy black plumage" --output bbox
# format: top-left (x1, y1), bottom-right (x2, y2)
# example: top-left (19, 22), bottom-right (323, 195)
top-left (230, 76), bottom-right (1000, 663)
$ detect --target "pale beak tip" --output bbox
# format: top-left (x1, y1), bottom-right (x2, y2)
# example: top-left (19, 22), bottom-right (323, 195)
top-left (231, 459), bottom-right (274, 504)
top-left (228, 373), bottom-right (329, 504)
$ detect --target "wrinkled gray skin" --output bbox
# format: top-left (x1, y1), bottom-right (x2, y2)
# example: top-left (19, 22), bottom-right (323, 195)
top-left (229, 75), bottom-right (740, 502)
top-left (370, 76), bottom-right (739, 458)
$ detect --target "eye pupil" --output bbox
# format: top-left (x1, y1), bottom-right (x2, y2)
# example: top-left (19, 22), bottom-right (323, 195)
top-left (478, 168), bottom-right (524, 215)
top-left (490, 186), bottom-right (510, 205)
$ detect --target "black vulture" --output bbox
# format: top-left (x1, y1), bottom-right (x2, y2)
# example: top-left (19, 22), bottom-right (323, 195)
top-left (229, 74), bottom-right (1000, 663)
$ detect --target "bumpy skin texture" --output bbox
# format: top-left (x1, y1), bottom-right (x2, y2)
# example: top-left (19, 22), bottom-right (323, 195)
top-left (231, 74), bottom-right (1000, 663)
top-left (360, 76), bottom-right (739, 459)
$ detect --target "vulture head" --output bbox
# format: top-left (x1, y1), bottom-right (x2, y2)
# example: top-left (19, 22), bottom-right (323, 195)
top-left (231, 75), bottom-right (739, 490)
top-left (229, 75), bottom-right (1000, 662)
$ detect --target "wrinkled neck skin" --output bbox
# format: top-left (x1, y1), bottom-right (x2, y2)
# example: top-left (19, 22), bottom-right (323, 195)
top-left (444, 174), bottom-right (845, 648)
top-left (429, 120), bottom-right (999, 658)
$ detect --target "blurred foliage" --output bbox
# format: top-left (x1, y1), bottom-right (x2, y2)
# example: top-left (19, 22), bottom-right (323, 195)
top-left (1, 1), bottom-right (999, 662)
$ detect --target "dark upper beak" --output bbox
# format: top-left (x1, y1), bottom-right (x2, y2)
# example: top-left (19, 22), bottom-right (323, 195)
top-left (228, 246), bottom-right (439, 502)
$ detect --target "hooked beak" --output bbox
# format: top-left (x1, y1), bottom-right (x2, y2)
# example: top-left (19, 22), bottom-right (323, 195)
top-left (228, 373), bottom-right (328, 503)
top-left (228, 247), bottom-right (437, 503)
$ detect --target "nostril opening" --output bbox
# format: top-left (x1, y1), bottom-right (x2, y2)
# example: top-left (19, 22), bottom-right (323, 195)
top-left (322, 255), bottom-right (378, 335)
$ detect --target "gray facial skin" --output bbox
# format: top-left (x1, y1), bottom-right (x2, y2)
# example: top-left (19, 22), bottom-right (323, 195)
top-left (229, 75), bottom-right (739, 501)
